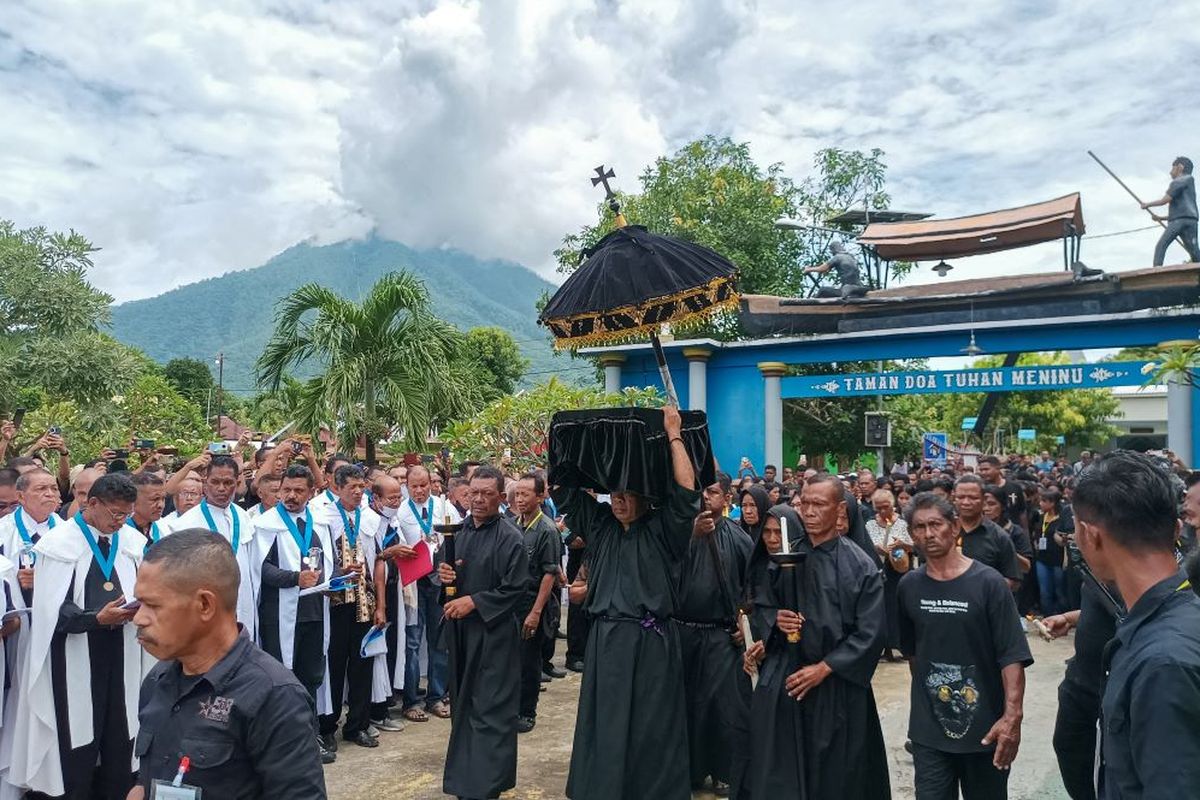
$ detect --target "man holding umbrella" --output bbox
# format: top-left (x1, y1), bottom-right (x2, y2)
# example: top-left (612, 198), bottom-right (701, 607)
top-left (557, 405), bottom-right (699, 800)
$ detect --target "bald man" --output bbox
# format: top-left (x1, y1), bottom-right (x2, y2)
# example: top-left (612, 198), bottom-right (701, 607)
top-left (130, 530), bottom-right (326, 798)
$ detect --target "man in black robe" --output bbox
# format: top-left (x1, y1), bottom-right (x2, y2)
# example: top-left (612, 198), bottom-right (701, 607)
top-left (747, 475), bottom-right (890, 799)
top-left (679, 471), bottom-right (752, 796)
top-left (438, 465), bottom-right (528, 800)
top-left (556, 404), bottom-right (699, 800)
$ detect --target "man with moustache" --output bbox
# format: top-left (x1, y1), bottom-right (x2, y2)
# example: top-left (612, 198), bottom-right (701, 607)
top-left (255, 464), bottom-right (337, 763)
top-left (317, 465), bottom-right (379, 750)
top-left (130, 530), bottom-right (326, 798)
top-left (899, 492), bottom-right (1032, 800)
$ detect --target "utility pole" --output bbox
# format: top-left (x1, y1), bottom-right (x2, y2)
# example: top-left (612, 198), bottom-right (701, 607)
top-left (215, 352), bottom-right (225, 438)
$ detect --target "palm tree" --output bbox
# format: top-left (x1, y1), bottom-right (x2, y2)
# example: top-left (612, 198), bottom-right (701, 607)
top-left (256, 271), bottom-right (479, 463)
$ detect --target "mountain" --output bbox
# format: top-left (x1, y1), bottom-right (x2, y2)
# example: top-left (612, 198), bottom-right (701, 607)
top-left (110, 236), bottom-right (567, 393)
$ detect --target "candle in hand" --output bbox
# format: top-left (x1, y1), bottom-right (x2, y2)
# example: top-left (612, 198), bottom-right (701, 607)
top-left (780, 516), bottom-right (790, 554)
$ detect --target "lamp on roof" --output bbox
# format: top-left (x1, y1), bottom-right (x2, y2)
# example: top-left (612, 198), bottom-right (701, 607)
top-left (932, 260), bottom-right (953, 277)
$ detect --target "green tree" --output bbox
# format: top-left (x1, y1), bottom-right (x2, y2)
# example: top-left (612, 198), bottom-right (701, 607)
top-left (246, 375), bottom-right (306, 433)
top-left (164, 357), bottom-right (216, 406)
top-left (442, 377), bottom-right (662, 471)
top-left (0, 221), bottom-right (144, 408)
top-left (256, 271), bottom-right (481, 462)
top-left (465, 326), bottom-right (528, 401)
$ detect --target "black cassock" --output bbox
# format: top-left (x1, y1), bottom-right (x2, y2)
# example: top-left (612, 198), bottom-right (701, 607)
top-left (745, 534), bottom-right (890, 800)
top-left (441, 514), bottom-right (528, 800)
top-left (557, 484), bottom-right (701, 800)
top-left (677, 517), bottom-right (753, 794)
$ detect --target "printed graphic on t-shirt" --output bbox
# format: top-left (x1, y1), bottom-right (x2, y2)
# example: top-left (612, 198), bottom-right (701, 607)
top-left (919, 598), bottom-right (970, 615)
top-left (924, 662), bottom-right (979, 739)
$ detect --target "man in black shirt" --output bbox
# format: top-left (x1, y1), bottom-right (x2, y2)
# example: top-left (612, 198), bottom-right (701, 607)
top-left (131, 530), bottom-right (326, 799)
top-left (1072, 451), bottom-right (1200, 798)
top-left (899, 492), bottom-right (1032, 800)
top-left (514, 472), bottom-right (560, 733)
top-left (1044, 580), bottom-right (1121, 800)
top-left (1142, 155), bottom-right (1200, 265)
top-left (954, 475), bottom-right (1021, 588)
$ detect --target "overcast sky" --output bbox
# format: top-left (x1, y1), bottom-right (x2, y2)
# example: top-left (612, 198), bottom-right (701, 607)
top-left (2, 0), bottom-right (1197, 303)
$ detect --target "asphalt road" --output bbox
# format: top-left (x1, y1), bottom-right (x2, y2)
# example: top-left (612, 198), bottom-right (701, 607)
top-left (326, 621), bottom-right (1074, 800)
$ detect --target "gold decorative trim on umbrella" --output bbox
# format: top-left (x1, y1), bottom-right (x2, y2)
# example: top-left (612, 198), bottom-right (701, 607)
top-left (544, 273), bottom-right (738, 349)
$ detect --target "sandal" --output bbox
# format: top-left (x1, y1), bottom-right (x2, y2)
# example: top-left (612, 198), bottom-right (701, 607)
top-left (429, 701), bottom-right (451, 719)
top-left (403, 707), bottom-right (429, 722)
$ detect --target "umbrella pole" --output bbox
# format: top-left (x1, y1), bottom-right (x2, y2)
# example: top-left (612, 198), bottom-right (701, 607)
top-left (650, 333), bottom-right (680, 407)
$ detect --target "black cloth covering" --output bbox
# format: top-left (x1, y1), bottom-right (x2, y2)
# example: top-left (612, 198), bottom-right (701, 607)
top-left (556, 483), bottom-right (701, 800)
top-left (441, 514), bottom-right (529, 800)
top-left (745, 532), bottom-right (891, 800)
top-left (677, 517), bottom-right (753, 793)
top-left (548, 408), bottom-right (715, 502)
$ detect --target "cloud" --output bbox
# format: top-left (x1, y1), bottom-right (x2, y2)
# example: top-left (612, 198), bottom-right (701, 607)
top-left (2, 0), bottom-right (1199, 303)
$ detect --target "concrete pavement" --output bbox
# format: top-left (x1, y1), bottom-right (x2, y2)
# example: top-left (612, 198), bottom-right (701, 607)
top-left (326, 627), bottom-right (1075, 800)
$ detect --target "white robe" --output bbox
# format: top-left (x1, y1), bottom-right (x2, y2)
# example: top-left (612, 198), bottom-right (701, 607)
top-left (165, 501), bottom-right (260, 639)
top-left (0, 554), bottom-right (22, 800)
top-left (253, 505), bottom-right (333, 713)
top-left (9, 518), bottom-right (146, 796)
top-left (320, 501), bottom-right (391, 704)
top-left (374, 514), bottom-right (409, 692)
top-left (0, 508), bottom-right (62, 562)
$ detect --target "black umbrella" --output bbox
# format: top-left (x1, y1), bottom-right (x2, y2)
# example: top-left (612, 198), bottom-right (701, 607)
top-left (538, 166), bottom-right (739, 405)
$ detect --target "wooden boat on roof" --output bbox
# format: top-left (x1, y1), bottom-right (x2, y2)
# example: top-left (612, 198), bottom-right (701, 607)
top-left (742, 193), bottom-right (1200, 335)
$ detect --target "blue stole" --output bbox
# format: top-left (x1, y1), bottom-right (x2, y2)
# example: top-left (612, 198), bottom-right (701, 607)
top-left (407, 498), bottom-right (434, 539)
top-left (277, 503), bottom-right (314, 555)
top-left (199, 499), bottom-right (240, 554)
top-left (74, 512), bottom-right (119, 582)
top-left (335, 503), bottom-right (361, 548)
top-left (15, 507), bottom-right (55, 548)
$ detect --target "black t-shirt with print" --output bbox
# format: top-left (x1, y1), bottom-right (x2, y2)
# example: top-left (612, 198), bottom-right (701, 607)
top-left (898, 560), bottom-right (1033, 753)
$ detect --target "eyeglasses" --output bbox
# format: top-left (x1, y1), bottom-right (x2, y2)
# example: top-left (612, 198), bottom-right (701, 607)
top-left (177, 491), bottom-right (200, 501)
top-left (94, 502), bottom-right (131, 524)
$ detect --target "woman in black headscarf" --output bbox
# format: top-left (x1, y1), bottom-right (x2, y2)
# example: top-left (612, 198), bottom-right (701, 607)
top-left (738, 485), bottom-right (771, 542)
top-left (740, 504), bottom-right (806, 800)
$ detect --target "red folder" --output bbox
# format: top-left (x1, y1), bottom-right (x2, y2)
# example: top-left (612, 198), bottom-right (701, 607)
top-left (397, 540), bottom-right (434, 586)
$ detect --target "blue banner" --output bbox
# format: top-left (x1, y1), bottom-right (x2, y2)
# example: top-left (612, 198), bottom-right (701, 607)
top-left (782, 361), bottom-right (1151, 399)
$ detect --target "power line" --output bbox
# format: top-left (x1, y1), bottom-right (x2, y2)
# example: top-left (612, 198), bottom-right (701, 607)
top-left (1081, 224), bottom-right (1159, 240)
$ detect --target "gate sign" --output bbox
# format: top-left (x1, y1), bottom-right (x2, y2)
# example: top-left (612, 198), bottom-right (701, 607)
top-left (782, 361), bottom-right (1151, 399)
top-left (962, 417), bottom-right (978, 431)
top-left (923, 432), bottom-right (948, 467)
top-left (1018, 429), bottom-right (1037, 441)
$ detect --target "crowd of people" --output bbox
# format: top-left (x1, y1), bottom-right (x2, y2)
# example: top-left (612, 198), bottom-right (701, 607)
top-left (0, 416), bottom-right (1195, 800)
